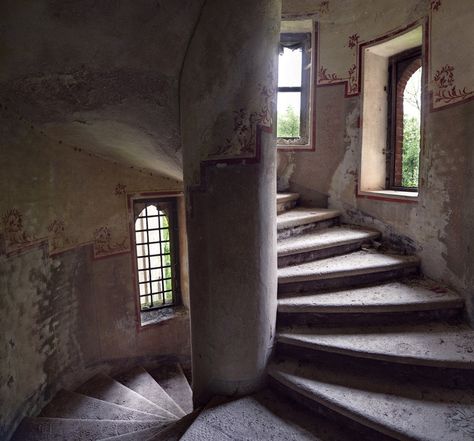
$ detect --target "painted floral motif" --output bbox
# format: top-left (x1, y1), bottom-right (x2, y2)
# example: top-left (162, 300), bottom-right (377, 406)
top-left (433, 65), bottom-right (474, 104)
top-left (318, 66), bottom-right (342, 83)
top-left (347, 64), bottom-right (358, 94)
top-left (115, 183), bottom-right (127, 196)
top-left (431, 0), bottom-right (441, 11)
top-left (319, 1), bottom-right (329, 15)
top-left (1, 208), bottom-right (33, 246)
top-left (210, 84), bottom-right (275, 158)
top-left (47, 219), bottom-right (70, 251)
top-left (446, 408), bottom-right (474, 436)
top-left (348, 34), bottom-right (360, 50)
top-left (93, 226), bottom-right (127, 256)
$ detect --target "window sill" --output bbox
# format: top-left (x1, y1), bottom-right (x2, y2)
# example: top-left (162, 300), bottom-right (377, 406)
top-left (140, 305), bottom-right (188, 328)
top-left (277, 143), bottom-right (314, 152)
top-left (357, 189), bottom-right (418, 203)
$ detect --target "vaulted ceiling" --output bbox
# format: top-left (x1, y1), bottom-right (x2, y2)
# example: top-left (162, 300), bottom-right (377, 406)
top-left (0, 0), bottom-right (205, 180)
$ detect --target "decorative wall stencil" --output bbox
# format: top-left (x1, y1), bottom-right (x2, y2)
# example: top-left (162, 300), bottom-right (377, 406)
top-left (318, 66), bottom-right (342, 83)
top-left (209, 84), bottom-right (275, 159)
top-left (47, 219), bottom-right (71, 253)
top-left (431, 0), bottom-right (442, 12)
top-left (313, 1), bottom-right (473, 111)
top-left (348, 34), bottom-right (360, 50)
top-left (115, 183), bottom-right (127, 196)
top-left (433, 65), bottom-right (474, 105)
top-left (93, 226), bottom-right (127, 258)
top-left (1, 209), bottom-right (34, 248)
top-left (430, 1), bottom-right (474, 110)
top-left (319, 1), bottom-right (329, 15)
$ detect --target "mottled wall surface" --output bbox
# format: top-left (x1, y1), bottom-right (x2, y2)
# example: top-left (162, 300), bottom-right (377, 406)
top-left (281, 0), bottom-right (474, 320)
top-left (0, 112), bottom-right (190, 439)
top-left (0, 0), bottom-right (205, 180)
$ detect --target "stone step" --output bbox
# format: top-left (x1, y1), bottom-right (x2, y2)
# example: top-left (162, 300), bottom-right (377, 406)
top-left (97, 427), bottom-right (164, 441)
top-left (76, 374), bottom-right (171, 419)
top-left (10, 418), bottom-right (162, 441)
top-left (115, 366), bottom-right (185, 418)
top-left (278, 250), bottom-right (419, 293)
top-left (39, 389), bottom-right (160, 421)
top-left (277, 226), bottom-right (380, 267)
top-left (180, 389), bottom-right (357, 441)
top-left (277, 279), bottom-right (464, 325)
top-left (277, 207), bottom-right (341, 239)
top-left (148, 364), bottom-right (193, 415)
top-left (276, 192), bottom-right (299, 214)
top-left (269, 359), bottom-right (474, 441)
top-left (146, 410), bottom-right (202, 441)
top-left (277, 322), bottom-right (474, 369)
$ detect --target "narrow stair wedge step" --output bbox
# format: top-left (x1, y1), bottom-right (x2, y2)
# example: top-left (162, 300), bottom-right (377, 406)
top-left (76, 373), bottom-right (172, 420)
top-left (10, 418), bottom-right (163, 441)
top-left (277, 207), bottom-right (341, 239)
top-left (114, 366), bottom-right (185, 418)
top-left (148, 363), bottom-right (193, 415)
top-left (269, 360), bottom-right (474, 441)
top-left (39, 389), bottom-right (161, 421)
top-left (278, 225), bottom-right (380, 266)
top-left (277, 322), bottom-right (474, 369)
top-left (277, 279), bottom-right (464, 314)
top-left (278, 250), bottom-right (419, 293)
top-left (277, 192), bottom-right (300, 214)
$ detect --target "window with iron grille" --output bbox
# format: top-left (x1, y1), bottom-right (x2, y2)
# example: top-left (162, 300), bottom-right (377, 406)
top-left (133, 198), bottom-right (179, 311)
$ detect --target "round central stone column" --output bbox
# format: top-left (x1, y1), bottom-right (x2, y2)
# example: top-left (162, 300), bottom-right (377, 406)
top-left (180, 0), bottom-right (281, 405)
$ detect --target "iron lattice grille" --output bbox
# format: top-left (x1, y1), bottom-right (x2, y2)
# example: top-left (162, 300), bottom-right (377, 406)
top-left (134, 203), bottom-right (175, 310)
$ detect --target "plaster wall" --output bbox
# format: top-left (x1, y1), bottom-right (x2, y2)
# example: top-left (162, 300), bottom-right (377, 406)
top-left (0, 111), bottom-right (190, 439)
top-left (280, 0), bottom-right (474, 320)
top-left (181, 0), bottom-right (280, 405)
top-left (0, 0), bottom-right (205, 180)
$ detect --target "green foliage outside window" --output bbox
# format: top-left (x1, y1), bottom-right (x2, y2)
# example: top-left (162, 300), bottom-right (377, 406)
top-left (402, 116), bottom-right (421, 188)
top-left (277, 105), bottom-right (300, 138)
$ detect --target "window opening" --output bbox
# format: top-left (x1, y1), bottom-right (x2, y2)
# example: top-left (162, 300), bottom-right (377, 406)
top-left (277, 33), bottom-right (311, 144)
top-left (133, 198), bottom-right (179, 311)
top-left (388, 47), bottom-right (422, 190)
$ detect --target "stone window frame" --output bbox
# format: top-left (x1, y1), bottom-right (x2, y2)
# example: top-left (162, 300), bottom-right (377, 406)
top-left (131, 196), bottom-right (182, 323)
top-left (277, 32), bottom-right (312, 147)
top-left (277, 20), bottom-right (316, 152)
top-left (387, 47), bottom-right (423, 191)
top-left (358, 22), bottom-right (425, 202)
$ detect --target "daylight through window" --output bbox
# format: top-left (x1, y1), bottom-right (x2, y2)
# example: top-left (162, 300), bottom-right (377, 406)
top-left (277, 33), bottom-right (311, 144)
top-left (133, 199), bottom-right (179, 311)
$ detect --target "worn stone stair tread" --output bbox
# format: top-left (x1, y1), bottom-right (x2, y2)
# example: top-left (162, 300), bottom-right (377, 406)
top-left (115, 366), bottom-right (185, 418)
top-left (277, 192), bottom-right (300, 204)
top-left (278, 322), bottom-right (474, 369)
top-left (39, 389), bottom-right (161, 421)
top-left (269, 360), bottom-right (474, 441)
top-left (148, 364), bottom-right (193, 414)
top-left (278, 250), bottom-right (419, 284)
top-left (278, 279), bottom-right (464, 313)
top-left (277, 225), bottom-right (380, 257)
top-left (180, 389), bottom-right (356, 441)
top-left (10, 417), bottom-right (163, 441)
top-left (277, 207), bottom-right (341, 230)
top-left (97, 426), bottom-right (167, 441)
top-left (76, 373), bottom-right (171, 419)
top-left (146, 410), bottom-right (202, 441)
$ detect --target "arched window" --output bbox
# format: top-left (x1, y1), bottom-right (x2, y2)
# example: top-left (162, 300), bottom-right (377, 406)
top-left (388, 47), bottom-right (422, 190)
top-left (133, 198), bottom-right (179, 311)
